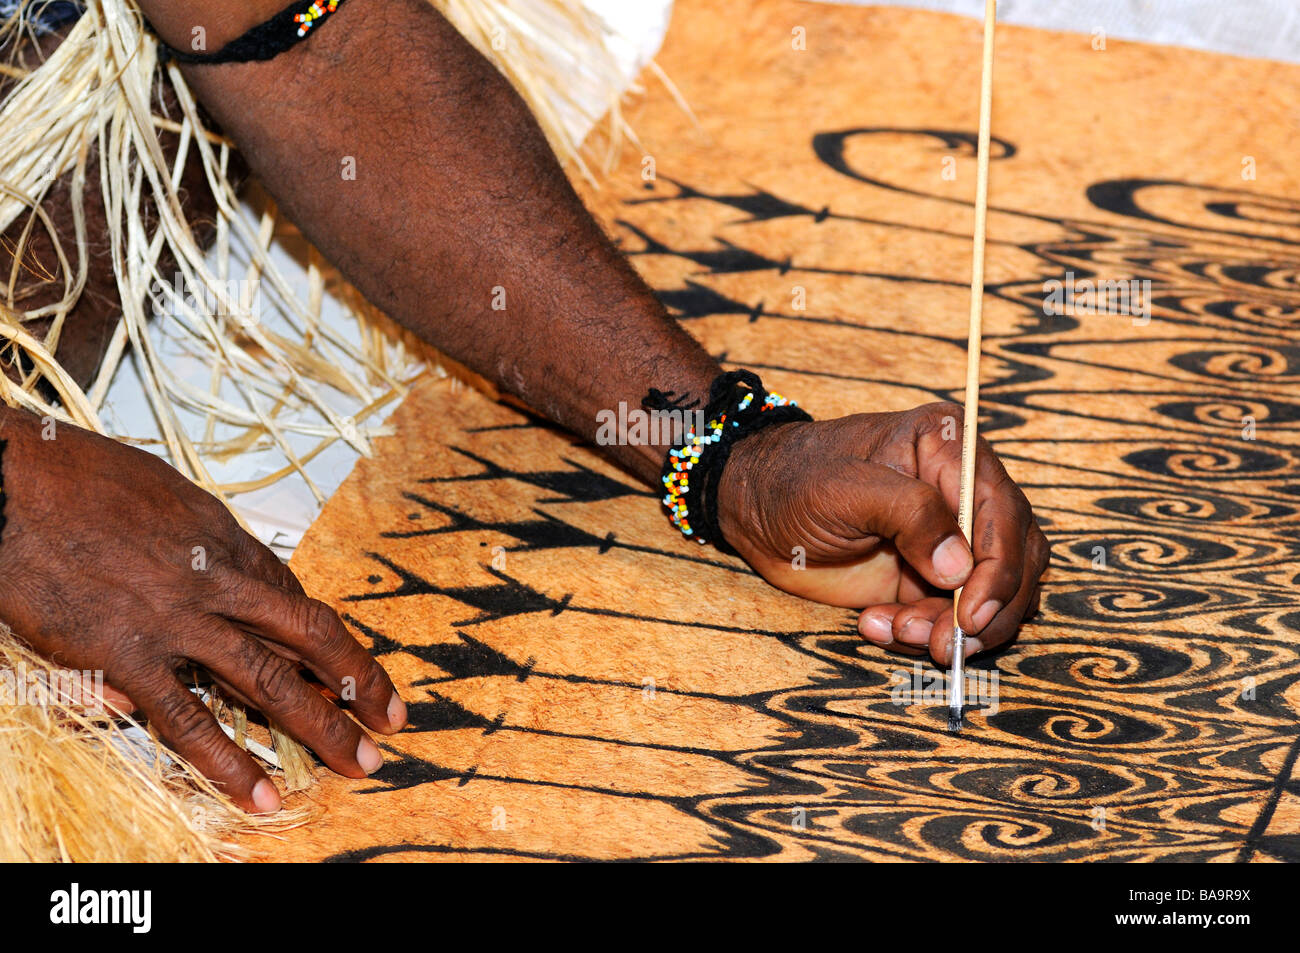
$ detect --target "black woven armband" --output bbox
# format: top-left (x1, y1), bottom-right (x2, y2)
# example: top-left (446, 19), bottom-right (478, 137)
top-left (648, 369), bottom-right (812, 555)
top-left (158, 0), bottom-right (347, 65)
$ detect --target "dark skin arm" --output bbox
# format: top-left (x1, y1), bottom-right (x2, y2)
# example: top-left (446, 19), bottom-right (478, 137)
top-left (0, 0), bottom-right (1048, 810)
top-left (144, 0), bottom-right (720, 487)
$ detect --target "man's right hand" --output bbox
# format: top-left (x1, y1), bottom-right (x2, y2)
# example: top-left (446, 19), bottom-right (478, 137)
top-left (0, 408), bottom-right (406, 813)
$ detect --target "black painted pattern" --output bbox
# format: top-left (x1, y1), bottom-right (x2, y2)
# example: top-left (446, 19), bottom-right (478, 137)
top-left (306, 129), bottom-right (1299, 862)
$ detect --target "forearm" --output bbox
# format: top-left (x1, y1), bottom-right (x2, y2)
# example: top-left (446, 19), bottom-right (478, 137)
top-left (139, 0), bottom-right (721, 484)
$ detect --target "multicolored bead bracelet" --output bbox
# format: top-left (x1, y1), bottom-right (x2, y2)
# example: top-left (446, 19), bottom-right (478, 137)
top-left (645, 369), bottom-right (812, 553)
top-left (158, 0), bottom-right (346, 65)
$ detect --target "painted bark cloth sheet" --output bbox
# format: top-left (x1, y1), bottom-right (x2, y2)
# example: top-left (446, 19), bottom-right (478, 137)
top-left (259, 0), bottom-right (1300, 861)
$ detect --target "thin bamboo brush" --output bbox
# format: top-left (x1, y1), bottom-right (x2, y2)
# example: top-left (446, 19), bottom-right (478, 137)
top-left (949, 0), bottom-right (997, 733)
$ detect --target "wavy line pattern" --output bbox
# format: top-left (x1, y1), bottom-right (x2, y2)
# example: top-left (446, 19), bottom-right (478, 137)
top-left (278, 3), bottom-right (1300, 863)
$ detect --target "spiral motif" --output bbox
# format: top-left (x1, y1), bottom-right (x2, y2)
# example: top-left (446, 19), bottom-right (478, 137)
top-left (1049, 584), bottom-right (1228, 625)
top-left (1171, 346), bottom-right (1298, 381)
top-left (955, 815), bottom-right (1073, 854)
top-left (1208, 298), bottom-right (1298, 323)
top-left (992, 706), bottom-right (1167, 747)
top-left (1009, 770), bottom-right (1082, 799)
top-left (1095, 493), bottom-right (1263, 524)
top-left (1220, 263), bottom-right (1300, 292)
top-left (1068, 533), bottom-right (1264, 573)
top-left (1153, 399), bottom-right (1284, 429)
top-left (1124, 444), bottom-right (1289, 479)
top-left (1216, 196), bottom-right (1300, 230)
top-left (1008, 641), bottom-right (1201, 689)
top-left (1089, 180), bottom-right (1300, 243)
top-left (1165, 292), bottom-right (1299, 328)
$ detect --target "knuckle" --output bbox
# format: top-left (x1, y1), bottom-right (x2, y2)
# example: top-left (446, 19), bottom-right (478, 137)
top-left (1015, 493), bottom-right (1035, 525)
top-left (994, 471), bottom-right (1028, 511)
top-left (191, 489), bottom-right (241, 531)
top-left (302, 600), bottom-right (347, 652)
top-left (275, 562), bottom-right (307, 595)
top-left (311, 631), bottom-right (353, 673)
top-left (1028, 532), bottom-right (1051, 578)
top-left (913, 485), bottom-right (950, 526)
top-left (295, 597), bottom-right (329, 635)
top-left (236, 532), bottom-right (288, 580)
top-left (926, 401), bottom-right (964, 424)
top-left (155, 692), bottom-right (210, 747)
top-left (356, 658), bottom-right (392, 700)
top-left (992, 561), bottom-right (1022, 595)
top-left (249, 652), bottom-right (300, 708)
top-left (211, 568), bottom-right (257, 611)
top-left (314, 707), bottom-right (357, 751)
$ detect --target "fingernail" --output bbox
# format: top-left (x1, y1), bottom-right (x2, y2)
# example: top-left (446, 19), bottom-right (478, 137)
top-left (898, 619), bottom-right (933, 646)
top-left (860, 613), bottom-right (893, 645)
top-left (252, 778), bottom-right (282, 814)
top-left (972, 600), bottom-right (1002, 632)
top-left (357, 735), bottom-right (384, 775)
top-left (387, 691), bottom-right (408, 731)
top-left (933, 534), bottom-right (973, 583)
top-left (963, 638), bottom-right (984, 660)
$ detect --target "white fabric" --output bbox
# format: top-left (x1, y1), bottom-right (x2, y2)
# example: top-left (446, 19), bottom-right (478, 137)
top-left (827, 0), bottom-right (1300, 64)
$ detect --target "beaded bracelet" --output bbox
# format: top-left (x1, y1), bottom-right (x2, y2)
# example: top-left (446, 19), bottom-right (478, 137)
top-left (158, 0), bottom-right (346, 65)
top-left (645, 369), bottom-right (811, 554)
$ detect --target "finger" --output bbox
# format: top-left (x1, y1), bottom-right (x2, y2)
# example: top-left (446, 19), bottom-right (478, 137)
top-left (953, 473), bottom-right (1032, 635)
top-left (1026, 584), bottom-right (1043, 619)
top-left (123, 665), bottom-right (281, 814)
top-left (889, 596), bottom-right (953, 649)
top-left (963, 557), bottom-right (1039, 656)
top-left (912, 410), bottom-right (1040, 614)
top-left (927, 606), bottom-right (970, 667)
top-left (837, 462), bottom-right (973, 590)
top-left (933, 527), bottom-right (1048, 663)
top-left (233, 531), bottom-right (307, 595)
top-left (897, 563), bottom-right (934, 603)
top-left (976, 527), bottom-right (1050, 651)
top-left (68, 675), bottom-right (138, 716)
top-left (908, 403), bottom-right (967, 510)
top-left (98, 682), bottom-right (137, 716)
top-left (183, 621), bottom-right (385, 780)
top-left (858, 604), bottom-right (929, 656)
top-left (213, 577), bottom-right (405, 734)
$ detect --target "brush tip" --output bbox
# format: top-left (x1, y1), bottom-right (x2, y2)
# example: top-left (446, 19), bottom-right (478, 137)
top-left (947, 708), bottom-right (964, 732)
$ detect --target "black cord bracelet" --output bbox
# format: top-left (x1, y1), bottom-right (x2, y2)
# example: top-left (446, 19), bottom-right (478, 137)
top-left (157, 0), bottom-right (346, 65)
top-left (646, 369), bottom-right (811, 555)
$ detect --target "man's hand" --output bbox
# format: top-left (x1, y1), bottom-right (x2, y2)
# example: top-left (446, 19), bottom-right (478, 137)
top-left (0, 409), bottom-right (406, 813)
top-left (717, 402), bottom-right (1050, 664)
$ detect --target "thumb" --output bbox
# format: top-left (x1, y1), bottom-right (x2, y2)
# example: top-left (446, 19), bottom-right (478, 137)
top-left (836, 462), bottom-right (973, 590)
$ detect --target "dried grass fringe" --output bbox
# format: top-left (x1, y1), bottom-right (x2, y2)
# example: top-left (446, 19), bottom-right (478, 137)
top-left (0, 0), bottom-right (650, 507)
top-left (0, 625), bottom-right (310, 861)
top-left (0, 0), bottom-right (657, 860)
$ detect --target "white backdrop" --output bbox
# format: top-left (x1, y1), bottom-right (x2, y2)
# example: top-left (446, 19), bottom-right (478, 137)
top-left (829, 0), bottom-right (1300, 63)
